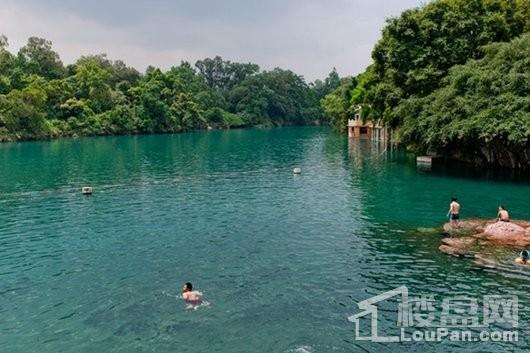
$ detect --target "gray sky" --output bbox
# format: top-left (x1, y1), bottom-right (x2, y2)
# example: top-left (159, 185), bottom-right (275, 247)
top-left (0, 0), bottom-right (425, 81)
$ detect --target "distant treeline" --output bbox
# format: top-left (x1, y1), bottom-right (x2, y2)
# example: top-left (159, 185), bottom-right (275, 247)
top-left (0, 36), bottom-right (341, 141)
top-left (322, 0), bottom-right (530, 169)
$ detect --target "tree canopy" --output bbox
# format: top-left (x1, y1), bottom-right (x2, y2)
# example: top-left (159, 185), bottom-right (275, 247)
top-left (321, 0), bottom-right (530, 168)
top-left (0, 36), bottom-right (337, 142)
top-left (398, 33), bottom-right (530, 168)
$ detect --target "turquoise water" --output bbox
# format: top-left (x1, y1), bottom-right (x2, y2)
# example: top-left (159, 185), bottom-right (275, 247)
top-left (1, 127), bottom-right (530, 352)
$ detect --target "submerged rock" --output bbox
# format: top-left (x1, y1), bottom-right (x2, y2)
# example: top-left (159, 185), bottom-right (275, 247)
top-left (439, 237), bottom-right (477, 257)
top-left (439, 244), bottom-right (471, 257)
top-left (473, 254), bottom-right (499, 267)
top-left (441, 237), bottom-right (477, 248)
top-left (417, 227), bottom-right (440, 234)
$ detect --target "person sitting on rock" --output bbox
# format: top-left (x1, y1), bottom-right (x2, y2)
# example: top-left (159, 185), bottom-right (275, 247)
top-left (515, 250), bottom-right (530, 265)
top-left (497, 206), bottom-right (510, 222)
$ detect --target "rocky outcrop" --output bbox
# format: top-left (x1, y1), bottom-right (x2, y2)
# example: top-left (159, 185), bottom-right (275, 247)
top-left (439, 236), bottom-right (477, 257)
top-left (443, 220), bottom-right (484, 235)
top-left (474, 222), bottom-right (530, 246)
top-left (440, 219), bottom-right (530, 256)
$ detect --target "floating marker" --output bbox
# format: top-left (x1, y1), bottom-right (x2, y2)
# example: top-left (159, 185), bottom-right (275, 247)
top-left (416, 156), bottom-right (433, 165)
top-left (293, 167), bottom-right (302, 174)
top-left (82, 186), bottom-right (93, 195)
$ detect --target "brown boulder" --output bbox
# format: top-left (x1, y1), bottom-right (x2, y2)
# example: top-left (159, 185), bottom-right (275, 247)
top-left (439, 218), bottom-right (530, 257)
top-left (476, 222), bottom-right (530, 246)
top-left (443, 219), bottom-right (488, 235)
top-left (484, 221), bottom-right (526, 236)
top-left (441, 237), bottom-right (477, 248)
top-left (513, 220), bottom-right (530, 228)
top-left (439, 244), bottom-right (471, 257)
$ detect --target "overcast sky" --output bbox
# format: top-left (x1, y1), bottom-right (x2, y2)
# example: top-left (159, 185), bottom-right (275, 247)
top-left (0, 0), bottom-right (425, 81)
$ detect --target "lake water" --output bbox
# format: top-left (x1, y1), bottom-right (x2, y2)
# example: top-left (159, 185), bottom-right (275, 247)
top-left (1, 127), bottom-right (530, 353)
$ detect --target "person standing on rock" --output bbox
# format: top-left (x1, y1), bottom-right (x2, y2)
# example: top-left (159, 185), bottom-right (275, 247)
top-left (497, 206), bottom-right (510, 222)
top-left (448, 197), bottom-right (460, 227)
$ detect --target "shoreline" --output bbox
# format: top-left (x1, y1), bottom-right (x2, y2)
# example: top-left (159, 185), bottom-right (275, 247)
top-left (0, 122), bottom-right (325, 145)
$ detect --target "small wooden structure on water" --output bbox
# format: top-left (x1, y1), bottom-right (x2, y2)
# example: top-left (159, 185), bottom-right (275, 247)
top-left (346, 106), bottom-right (388, 142)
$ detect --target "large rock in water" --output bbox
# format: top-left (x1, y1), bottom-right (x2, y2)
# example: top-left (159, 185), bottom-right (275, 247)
top-left (439, 237), bottom-right (477, 257)
top-left (441, 237), bottom-right (477, 248)
top-left (443, 219), bottom-right (486, 235)
top-left (480, 222), bottom-right (530, 246)
top-left (439, 244), bottom-right (470, 256)
top-left (439, 219), bottom-right (530, 257)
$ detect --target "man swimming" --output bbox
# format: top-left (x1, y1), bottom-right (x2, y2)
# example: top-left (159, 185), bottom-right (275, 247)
top-left (448, 197), bottom-right (460, 227)
top-left (182, 282), bottom-right (203, 306)
top-left (497, 206), bottom-right (510, 222)
top-left (516, 250), bottom-right (530, 265)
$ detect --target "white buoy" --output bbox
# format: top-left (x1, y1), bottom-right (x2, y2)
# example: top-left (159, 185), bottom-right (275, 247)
top-left (293, 167), bottom-right (302, 174)
top-left (82, 186), bottom-right (93, 195)
top-left (416, 156), bottom-right (433, 165)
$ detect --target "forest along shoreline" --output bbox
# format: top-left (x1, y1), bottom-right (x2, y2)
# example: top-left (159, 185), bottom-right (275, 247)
top-left (2, 0), bottom-right (530, 170)
top-left (321, 0), bottom-right (530, 170)
top-left (0, 37), bottom-right (341, 143)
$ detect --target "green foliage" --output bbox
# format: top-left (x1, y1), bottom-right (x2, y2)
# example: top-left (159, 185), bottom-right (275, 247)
top-left (322, 0), bottom-right (530, 131)
top-left (370, 0), bottom-right (528, 123)
top-left (311, 68), bottom-right (341, 101)
top-left (320, 68), bottom-right (378, 131)
top-left (17, 37), bottom-right (65, 80)
top-left (0, 75), bottom-right (48, 138)
top-left (0, 36), bottom-right (330, 142)
top-left (398, 33), bottom-right (530, 167)
top-left (319, 0), bottom-right (530, 168)
top-left (321, 77), bottom-right (357, 132)
top-left (205, 107), bottom-right (244, 128)
top-left (195, 56), bottom-right (259, 91)
top-left (229, 68), bottom-right (318, 126)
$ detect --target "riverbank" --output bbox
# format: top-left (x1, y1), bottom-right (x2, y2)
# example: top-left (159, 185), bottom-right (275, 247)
top-left (0, 120), bottom-right (323, 144)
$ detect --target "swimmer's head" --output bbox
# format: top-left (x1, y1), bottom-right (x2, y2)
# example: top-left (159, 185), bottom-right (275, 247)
top-left (522, 250), bottom-right (529, 259)
top-left (499, 205), bottom-right (505, 210)
top-left (183, 282), bottom-right (193, 292)
top-left (451, 197), bottom-right (457, 202)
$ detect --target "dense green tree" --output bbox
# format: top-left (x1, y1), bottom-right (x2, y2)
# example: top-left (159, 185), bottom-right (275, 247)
top-left (17, 37), bottom-right (65, 80)
top-left (0, 36), bottom-right (14, 94)
top-left (321, 77), bottom-right (357, 131)
top-left (371, 0), bottom-right (528, 125)
top-left (229, 68), bottom-right (317, 126)
top-left (312, 68), bottom-right (341, 101)
top-left (195, 56), bottom-right (259, 91)
top-left (319, 0), bottom-right (530, 169)
top-left (0, 75), bottom-right (48, 138)
top-left (0, 35), bottom-right (329, 142)
top-left (398, 33), bottom-right (530, 168)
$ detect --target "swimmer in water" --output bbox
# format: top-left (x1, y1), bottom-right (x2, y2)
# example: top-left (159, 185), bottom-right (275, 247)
top-left (182, 282), bottom-right (203, 306)
top-left (515, 250), bottom-right (530, 265)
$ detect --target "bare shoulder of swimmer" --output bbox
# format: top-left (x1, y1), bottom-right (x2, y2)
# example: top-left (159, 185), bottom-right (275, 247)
top-left (515, 258), bottom-right (524, 264)
top-left (191, 290), bottom-right (203, 299)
